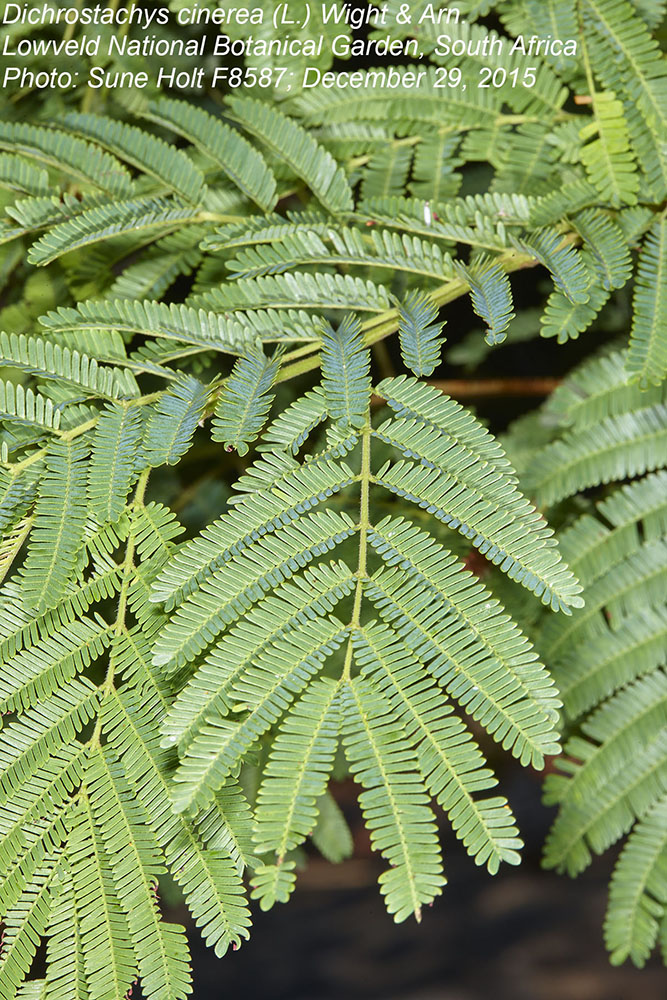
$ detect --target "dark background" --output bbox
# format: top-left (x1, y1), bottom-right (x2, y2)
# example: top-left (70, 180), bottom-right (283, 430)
top-left (180, 770), bottom-right (666, 999)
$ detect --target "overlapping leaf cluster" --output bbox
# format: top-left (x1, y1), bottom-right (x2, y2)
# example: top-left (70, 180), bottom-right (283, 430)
top-left (0, 0), bottom-right (665, 995)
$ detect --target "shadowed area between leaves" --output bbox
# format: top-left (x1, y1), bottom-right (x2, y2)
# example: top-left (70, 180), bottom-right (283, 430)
top-left (185, 774), bottom-right (666, 999)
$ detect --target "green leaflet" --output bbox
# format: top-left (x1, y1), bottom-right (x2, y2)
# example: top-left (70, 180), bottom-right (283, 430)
top-left (579, 91), bottom-right (639, 207)
top-left (341, 675), bottom-right (444, 922)
top-left (63, 112), bottom-right (206, 206)
top-left (526, 404), bottom-right (667, 506)
top-left (0, 154), bottom-right (50, 197)
top-left (212, 343), bottom-right (281, 455)
top-left (0, 122), bottom-right (133, 195)
top-left (21, 441), bottom-right (89, 614)
top-left (28, 198), bottom-right (200, 267)
top-left (397, 289), bottom-right (446, 376)
top-left (227, 96), bottom-right (353, 214)
top-left (626, 217), bottom-right (667, 386)
top-left (0, 381), bottom-right (60, 433)
top-left (44, 868), bottom-right (89, 1000)
top-left (0, 333), bottom-right (139, 401)
top-left (0, 861), bottom-right (57, 1000)
top-left (144, 375), bottom-right (208, 467)
top-left (604, 794), bottom-right (667, 966)
top-left (141, 97), bottom-right (277, 212)
top-left (159, 562), bottom-right (355, 751)
top-left (225, 224), bottom-right (456, 281)
top-left (540, 279), bottom-right (610, 343)
top-left (169, 616), bottom-right (348, 815)
top-left (253, 677), bottom-right (341, 858)
top-left (0, 617), bottom-right (111, 714)
top-left (310, 791), bottom-right (353, 863)
top-left (320, 314), bottom-right (371, 431)
top-left (88, 405), bottom-right (144, 523)
top-left (249, 862), bottom-right (297, 911)
top-left (0, 6), bottom-right (665, 987)
top-left (515, 229), bottom-right (592, 304)
top-left (456, 256), bottom-right (515, 345)
top-left (581, 0), bottom-right (667, 198)
top-left (40, 299), bottom-right (259, 355)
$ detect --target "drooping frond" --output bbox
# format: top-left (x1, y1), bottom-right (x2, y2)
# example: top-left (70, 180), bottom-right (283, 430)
top-left (351, 620), bottom-right (523, 872)
top-left (320, 315), bottom-right (371, 430)
top-left (341, 674), bottom-right (444, 923)
top-left (543, 672), bottom-right (667, 876)
top-left (249, 863), bottom-right (297, 911)
top-left (28, 199), bottom-right (199, 267)
top-left (457, 256), bottom-right (515, 345)
top-left (88, 405), bottom-right (143, 524)
top-left (604, 794), bottom-right (667, 966)
top-left (626, 217), bottom-right (667, 386)
top-left (141, 97), bottom-right (277, 212)
top-left (0, 122), bottom-right (133, 195)
top-left (101, 687), bottom-right (252, 957)
top-left (44, 867), bottom-right (89, 1000)
top-left (579, 91), bottom-right (639, 207)
top-left (511, 323), bottom-right (667, 966)
top-left (526, 404), bottom-right (667, 506)
top-left (397, 289), bottom-right (446, 377)
top-left (253, 676), bottom-right (341, 859)
top-left (211, 344), bottom-right (281, 455)
top-left (144, 376), bottom-right (208, 467)
top-left (147, 343), bottom-right (573, 921)
top-left (226, 97), bottom-right (353, 215)
top-left (63, 113), bottom-right (206, 206)
top-left (20, 441), bottom-right (88, 613)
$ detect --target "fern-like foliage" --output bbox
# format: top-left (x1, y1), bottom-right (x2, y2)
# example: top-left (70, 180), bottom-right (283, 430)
top-left (150, 335), bottom-right (581, 921)
top-left (397, 289), bottom-right (446, 377)
top-left (0, 385), bottom-right (254, 1000)
top-left (211, 343), bottom-right (282, 454)
top-left (509, 350), bottom-right (667, 968)
top-left (0, 0), bottom-right (665, 991)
